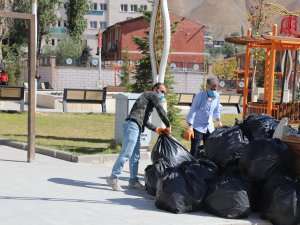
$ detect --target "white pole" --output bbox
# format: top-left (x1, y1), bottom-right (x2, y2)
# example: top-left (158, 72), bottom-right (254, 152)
top-left (158, 0), bottom-right (171, 83)
top-left (149, 0), bottom-right (159, 84)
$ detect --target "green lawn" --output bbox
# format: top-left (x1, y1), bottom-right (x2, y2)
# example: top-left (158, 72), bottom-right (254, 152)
top-left (0, 112), bottom-right (241, 155)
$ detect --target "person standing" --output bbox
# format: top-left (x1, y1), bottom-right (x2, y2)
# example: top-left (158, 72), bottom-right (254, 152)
top-left (184, 76), bottom-right (222, 156)
top-left (0, 70), bottom-right (8, 85)
top-left (106, 83), bottom-right (171, 191)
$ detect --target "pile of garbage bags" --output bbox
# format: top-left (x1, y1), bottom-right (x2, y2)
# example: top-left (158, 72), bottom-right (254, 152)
top-left (145, 114), bottom-right (300, 225)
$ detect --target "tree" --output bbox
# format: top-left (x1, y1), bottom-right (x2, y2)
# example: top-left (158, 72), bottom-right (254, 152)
top-left (10, 0), bottom-right (60, 57)
top-left (247, 0), bottom-right (274, 100)
top-left (131, 9), bottom-right (181, 136)
top-left (119, 47), bottom-right (132, 91)
top-left (66, 0), bottom-right (90, 41)
top-left (55, 37), bottom-right (84, 58)
top-left (212, 58), bottom-right (237, 79)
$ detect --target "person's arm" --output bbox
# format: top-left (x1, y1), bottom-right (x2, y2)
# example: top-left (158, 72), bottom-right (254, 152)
top-left (150, 93), bottom-right (171, 128)
top-left (213, 94), bottom-right (222, 127)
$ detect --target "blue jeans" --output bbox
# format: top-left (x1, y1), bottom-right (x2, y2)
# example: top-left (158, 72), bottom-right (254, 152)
top-left (111, 120), bottom-right (141, 184)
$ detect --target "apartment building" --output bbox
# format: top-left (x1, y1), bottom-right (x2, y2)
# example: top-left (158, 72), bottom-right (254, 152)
top-left (47, 0), bottom-right (152, 56)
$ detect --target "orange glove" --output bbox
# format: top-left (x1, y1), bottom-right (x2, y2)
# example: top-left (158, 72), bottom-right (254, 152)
top-left (164, 128), bottom-right (171, 136)
top-left (184, 130), bottom-right (194, 141)
top-left (156, 127), bottom-right (164, 135)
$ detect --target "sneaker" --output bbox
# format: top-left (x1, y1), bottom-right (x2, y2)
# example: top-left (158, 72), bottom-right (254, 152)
top-left (106, 177), bottom-right (123, 191)
top-left (128, 181), bottom-right (144, 189)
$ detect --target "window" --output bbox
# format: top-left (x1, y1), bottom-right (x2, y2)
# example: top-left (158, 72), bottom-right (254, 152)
top-left (64, 21), bottom-right (67, 27)
top-left (57, 21), bottom-right (61, 27)
top-left (91, 3), bottom-right (97, 10)
top-left (120, 4), bottom-right (128, 12)
top-left (90, 21), bottom-right (97, 29)
top-left (130, 4), bottom-right (138, 12)
top-left (51, 39), bottom-right (55, 46)
top-left (99, 21), bottom-right (107, 29)
top-left (64, 3), bottom-right (67, 9)
top-left (100, 3), bottom-right (107, 11)
top-left (140, 5), bottom-right (147, 10)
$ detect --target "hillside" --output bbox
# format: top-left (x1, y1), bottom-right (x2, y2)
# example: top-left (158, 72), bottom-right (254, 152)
top-left (168, 0), bottom-right (300, 39)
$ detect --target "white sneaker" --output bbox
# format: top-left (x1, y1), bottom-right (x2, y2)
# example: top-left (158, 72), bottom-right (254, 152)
top-left (106, 177), bottom-right (123, 191)
top-left (128, 181), bottom-right (144, 189)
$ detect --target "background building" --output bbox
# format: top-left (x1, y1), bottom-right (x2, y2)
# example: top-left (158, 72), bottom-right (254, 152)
top-left (102, 14), bottom-right (206, 72)
top-left (47, 0), bottom-right (152, 56)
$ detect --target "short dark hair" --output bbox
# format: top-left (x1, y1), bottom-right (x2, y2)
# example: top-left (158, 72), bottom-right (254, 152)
top-left (152, 82), bottom-right (164, 91)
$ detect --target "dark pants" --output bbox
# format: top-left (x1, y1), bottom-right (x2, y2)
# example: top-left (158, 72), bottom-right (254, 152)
top-left (190, 129), bottom-right (210, 156)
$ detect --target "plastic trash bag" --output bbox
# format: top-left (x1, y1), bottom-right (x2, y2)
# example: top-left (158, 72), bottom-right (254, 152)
top-left (239, 138), bottom-right (294, 182)
top-left (205, 126), bottom-right (249, 168)
top-left (204, 176), bottom-right (251, 219)
top-left (144, 159), bottom-right (169, 196)
top-left (261, 176), bottom-right (300, 225)
top-left (155, 168), bottom-right (207, 213)
top-left (236, 114), bottom-right (278, 141)
top-left (180, 159), bottom-right (219, 182)
top-left (151, 134), bottom-right (193, 167)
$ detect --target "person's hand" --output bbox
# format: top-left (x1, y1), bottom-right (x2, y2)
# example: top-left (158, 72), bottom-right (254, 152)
top-left (164, 127), bottom-right (171, 135)
top-left (156, 127), bottom-right (164, 135)
top-left (184, 129), bottom-right (194, 141)
top-left (216, 120), bottom-right (222, 128)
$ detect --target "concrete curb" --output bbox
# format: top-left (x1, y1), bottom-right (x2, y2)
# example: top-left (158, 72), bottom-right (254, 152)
top-left (0, 138), bottom-right (151, 164)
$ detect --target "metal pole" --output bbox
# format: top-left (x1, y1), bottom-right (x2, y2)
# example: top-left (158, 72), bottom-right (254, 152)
top-left (28, 16), bottom-right (36, 163)
top-left (97, 30), bottom-right (102, 88)
top-left (292, 51), bottom-right (298, 103)
top-left (32, 0), bottom-right (37, 111)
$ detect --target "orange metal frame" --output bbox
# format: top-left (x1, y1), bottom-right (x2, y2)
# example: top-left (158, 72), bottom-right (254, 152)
top-left (241, 25), bottom-right (300, 118)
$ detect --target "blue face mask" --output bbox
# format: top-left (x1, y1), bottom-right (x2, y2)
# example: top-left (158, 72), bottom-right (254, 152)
top-left (207, 89), bottom-right (216, 98)
top-left (157, 92), bottom-right (165, 100)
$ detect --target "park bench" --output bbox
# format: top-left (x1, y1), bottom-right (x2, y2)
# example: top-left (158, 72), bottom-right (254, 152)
top-left (106, 85), bottom-right (126, 93)
top-left (219, 94), bottom-right (242, 114)
top-left (177, 92), bottom-right (242, 114)
top-left (0, 86), bottom-right (25, 111)
top-left (63, 88), bottom-right (107, 113)
top-left (177, 93), bottom-right (196, 106)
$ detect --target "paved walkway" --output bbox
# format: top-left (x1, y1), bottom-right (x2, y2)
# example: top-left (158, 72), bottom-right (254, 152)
top-left (0, 145), bottom-right (271, 225)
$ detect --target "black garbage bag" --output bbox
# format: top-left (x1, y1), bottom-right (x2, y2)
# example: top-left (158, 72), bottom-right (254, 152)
top-left (250, 181), bottom-right (266, 212)
top-left (155, 169), bottom-right (207, 213)
top-left (239, 138), bottom-right (294, 181)
top-left (236, 114), bottom-right (278, 141)
top-left (204, 176), bottom-right (251, 219)
top-left (180, 159), bottom-right (219, 182)
top-left (151, 134), bottom-right (193, 167)
top-left (205, 126), bottom-right (249, 168)
top-left (144, 159), bottom-right (170, 196)
top-left (261, 176), bottom-right (300, 225)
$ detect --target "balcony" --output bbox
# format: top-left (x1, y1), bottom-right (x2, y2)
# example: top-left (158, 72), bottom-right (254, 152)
top-left (87, 10), bottom-right (104, 16)
top-left (49, 27), bottom-right (67, 34)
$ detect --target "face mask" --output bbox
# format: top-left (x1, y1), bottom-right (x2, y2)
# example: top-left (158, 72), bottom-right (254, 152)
top-left (157, 91), bottom-right (165, 100)
top-left (207, 89), bottom-right (216, 98)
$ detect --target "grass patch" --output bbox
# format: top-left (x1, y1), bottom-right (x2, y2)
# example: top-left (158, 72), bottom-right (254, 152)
top-left (0, 111), bottom-right (241, 155)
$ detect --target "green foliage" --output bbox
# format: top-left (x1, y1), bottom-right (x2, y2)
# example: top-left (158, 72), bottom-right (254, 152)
top-left (164, 66), bottom-right (181, 137)
top-left (10, 0), bottom-right (59, 56)
top-left (66, 0), bottom-right (90, 41)
top-left (119, 47), bottom-right (132, 91)
top-left (131, 9), bottom-right (181, 135)
top-left (247, 0), bottom-right (274, 35)
top-left (212, 58), bottom-right (237, 79)
top-left (55, 37), bottom-right (84, 58)
top-left (296, 87), bottom-right (300, 102)
top-left (131, 36), bottom-right (153, 93)
top-left (2, 44), bottom-right (23, 85)
top-left (81, 44), bottom-right (92, 65)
